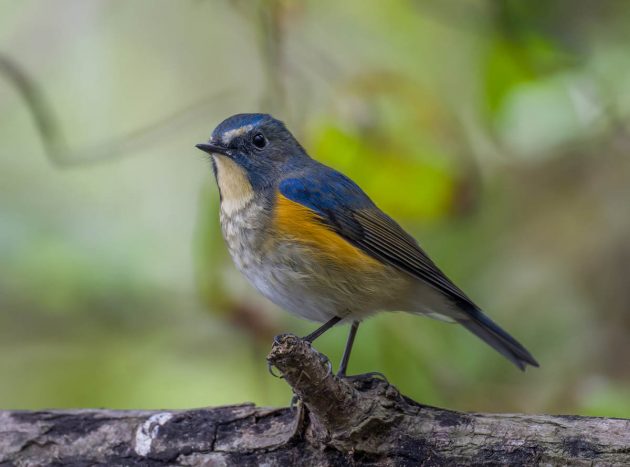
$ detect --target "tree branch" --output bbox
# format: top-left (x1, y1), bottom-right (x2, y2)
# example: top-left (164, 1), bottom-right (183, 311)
top-left (1, 334), bottom-right (628, 466)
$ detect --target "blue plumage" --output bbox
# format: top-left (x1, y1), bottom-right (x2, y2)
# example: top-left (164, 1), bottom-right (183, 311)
top-left (279, 168), bottom-right (374, 215)
top-left (197, 113), bottom-right (539, 373)
top-left (211, 113), bottom-right (269, 140)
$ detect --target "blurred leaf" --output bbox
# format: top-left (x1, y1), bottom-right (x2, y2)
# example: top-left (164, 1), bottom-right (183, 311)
top-left (309, 122), bottom-right (454, 220)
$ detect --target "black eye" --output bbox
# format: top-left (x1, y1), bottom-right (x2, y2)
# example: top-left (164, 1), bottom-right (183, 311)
top-left (252, 133), bottom-right (266, 149)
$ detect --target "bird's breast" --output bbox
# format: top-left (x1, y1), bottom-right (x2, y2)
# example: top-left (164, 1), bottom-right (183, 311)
top-left (219, 199), bottom-right (268, 270)
top-left (218, 191), bottom-right (413, 322)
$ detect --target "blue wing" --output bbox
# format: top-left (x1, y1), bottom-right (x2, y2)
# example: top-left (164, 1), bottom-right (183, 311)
top-left (278, 165), bottom-right (476, 308)
top-left (279, 165), bottom-right (539, 370)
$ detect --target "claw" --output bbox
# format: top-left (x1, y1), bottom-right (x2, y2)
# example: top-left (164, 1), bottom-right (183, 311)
top-left (290, 393), bottom-right (300, 408)
top-left (267, 360), bottom-right (283, 379)
top-left (272, 333), bottom-right (291, 346)
top-left (316, 351), bottom-right (333, 377)
top-left (339, 371), bottom-right (389, 383)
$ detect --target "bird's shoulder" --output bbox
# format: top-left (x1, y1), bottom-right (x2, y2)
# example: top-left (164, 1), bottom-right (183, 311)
top-left (277, 161), bottom-right (374, 213)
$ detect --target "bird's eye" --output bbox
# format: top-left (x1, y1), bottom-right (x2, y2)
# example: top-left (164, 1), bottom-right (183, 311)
top-left (252, 133), bottom-right (266, 149)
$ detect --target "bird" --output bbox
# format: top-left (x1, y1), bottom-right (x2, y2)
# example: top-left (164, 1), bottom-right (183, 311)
top-left (196, 113), bottom-right (538, 377)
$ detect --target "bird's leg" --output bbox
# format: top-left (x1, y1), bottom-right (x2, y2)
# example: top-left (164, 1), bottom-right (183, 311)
top-left (302, 316), bottom-right (342, 342)
top-left (336, 320), bottom-right (359, 378)
top-left (298, 316), bottom-right (341, 381)
top-left (270, 317), bottom-right (341, 402)
top-left (335, 320), bottom-right (389, 383)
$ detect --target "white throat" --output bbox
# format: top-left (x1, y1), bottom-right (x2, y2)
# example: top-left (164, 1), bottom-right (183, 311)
top-left (212, 154), bottom-right (254, 215)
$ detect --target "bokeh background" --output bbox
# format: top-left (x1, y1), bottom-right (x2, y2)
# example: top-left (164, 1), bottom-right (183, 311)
top-left (1, 0), bottom-right (630, 416)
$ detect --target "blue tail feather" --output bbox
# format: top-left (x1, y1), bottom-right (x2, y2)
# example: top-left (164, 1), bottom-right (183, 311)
top-left (456, 308), bottom-right (539, 371)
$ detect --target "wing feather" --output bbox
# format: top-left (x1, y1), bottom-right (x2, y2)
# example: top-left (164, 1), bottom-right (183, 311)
top-left (351, 210), bottom-right (475, 307)
top-left (278, 171), bottom-right (539, 369)
top-left (278, 173), bottom-right (475, 308)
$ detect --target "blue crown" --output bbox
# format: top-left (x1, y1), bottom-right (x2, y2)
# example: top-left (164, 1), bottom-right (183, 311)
top-left (211, 113), bottom-right (271, 140)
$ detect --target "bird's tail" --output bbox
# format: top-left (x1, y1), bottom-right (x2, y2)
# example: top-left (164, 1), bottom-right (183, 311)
top-left (456, 308), bottom-right (539, 371)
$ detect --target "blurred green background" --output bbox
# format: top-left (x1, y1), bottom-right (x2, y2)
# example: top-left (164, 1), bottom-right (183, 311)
top-left (1, 0), bottom-right (630, 417)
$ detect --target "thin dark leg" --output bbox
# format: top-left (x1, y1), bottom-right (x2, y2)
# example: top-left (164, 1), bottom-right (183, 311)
top-left (303, 316), bottom-right (342, 343)
top-left (337, 321), bottom-right (359, 377)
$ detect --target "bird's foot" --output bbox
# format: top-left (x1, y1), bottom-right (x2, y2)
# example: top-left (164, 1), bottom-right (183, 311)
top-left (272, 333), bottom-right (295, 346)
top-left (336, 371), bottom-right (389, 384)
top-left (318, 351), bottom-right (333, 377)
top-left (269, 333), bottom-right (332, 379)
top-left (267, 359), bottom-right (283, 379)
top-left (290, 393), bottom-right (300, 409)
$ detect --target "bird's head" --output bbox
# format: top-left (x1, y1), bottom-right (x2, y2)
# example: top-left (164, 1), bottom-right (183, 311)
top-left (196, 113), bottom-right (306, 197)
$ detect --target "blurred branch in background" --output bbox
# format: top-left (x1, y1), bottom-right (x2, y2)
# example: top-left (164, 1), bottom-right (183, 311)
top-left (253, 0), bottom-right (287, 115)
top-left (0, 52), bottom-right (235, 167)
top-left (0, 53), bottom-right (67, 164)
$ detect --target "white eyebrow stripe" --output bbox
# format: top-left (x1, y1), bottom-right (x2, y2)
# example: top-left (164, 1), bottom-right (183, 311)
top-left (221, 124), bottom-right (254, 145)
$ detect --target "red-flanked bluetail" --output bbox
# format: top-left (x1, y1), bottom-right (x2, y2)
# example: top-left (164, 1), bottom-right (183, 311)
top-left (196, 113), bottom-right (538, 377)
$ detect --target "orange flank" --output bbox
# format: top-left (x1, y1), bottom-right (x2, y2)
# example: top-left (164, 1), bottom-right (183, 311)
top-left (274, 194), bottom-right (382, 270)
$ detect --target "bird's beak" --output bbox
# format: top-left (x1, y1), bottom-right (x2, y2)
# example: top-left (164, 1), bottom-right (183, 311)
top-left (195, 142), bottom-right (232, 157)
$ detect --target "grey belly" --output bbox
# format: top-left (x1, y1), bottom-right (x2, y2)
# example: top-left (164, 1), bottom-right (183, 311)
top-left (220, 206), bottom-right (453, 324)
top-left (231, 237), bottom-right (413, 323)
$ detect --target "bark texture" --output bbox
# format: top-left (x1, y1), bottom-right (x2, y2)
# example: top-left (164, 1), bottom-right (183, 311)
top-left (1, 334), bottom-right (628, 466)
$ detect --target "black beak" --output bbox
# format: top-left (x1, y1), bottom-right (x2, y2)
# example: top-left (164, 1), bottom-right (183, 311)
top-left (195, 142), bottom-right (232, 156)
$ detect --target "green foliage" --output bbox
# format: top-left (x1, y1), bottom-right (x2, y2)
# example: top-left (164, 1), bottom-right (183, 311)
top-left (309, 121), bottom-right (454, 220)
top-left (1, 0), bottom-right (630, 416)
